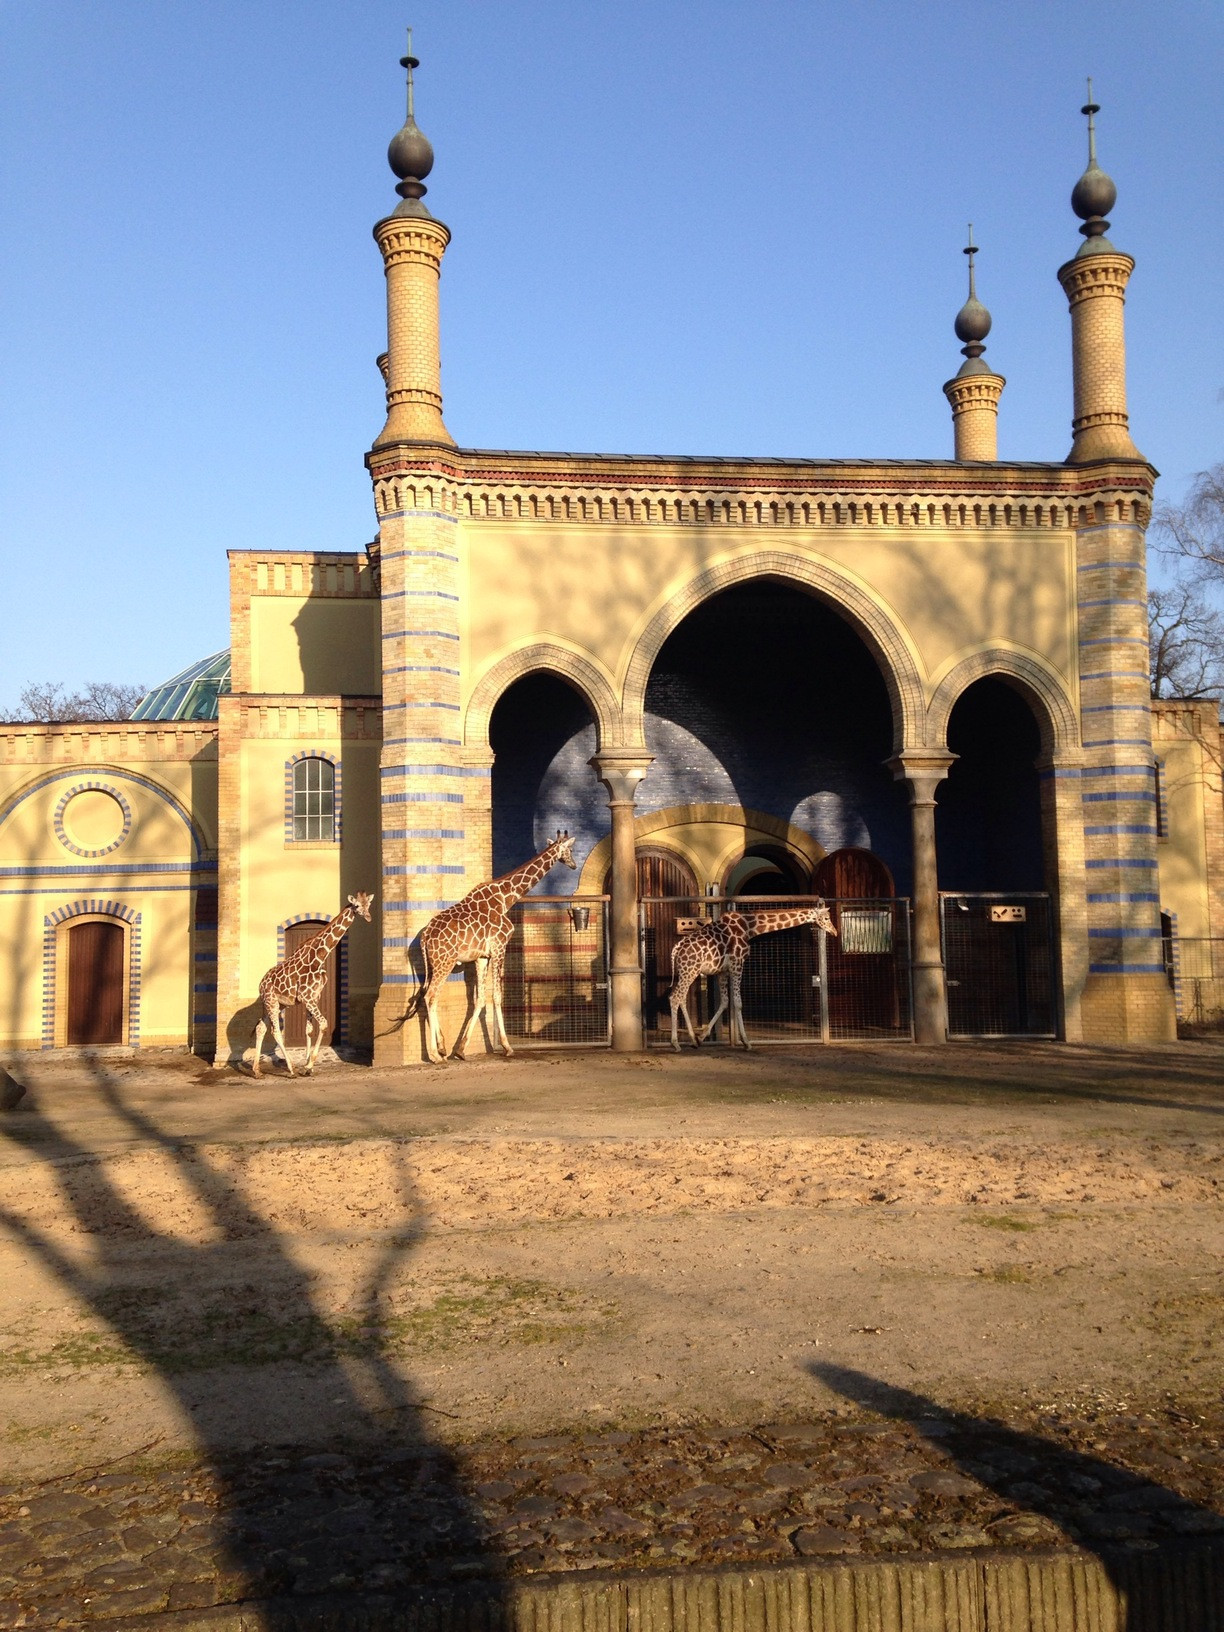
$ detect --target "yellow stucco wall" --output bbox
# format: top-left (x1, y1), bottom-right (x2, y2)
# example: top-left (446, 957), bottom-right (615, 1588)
top-left (461, 522), bottom-right (1078, 725)
top-left (0, 728), bottom-right (217, 1051)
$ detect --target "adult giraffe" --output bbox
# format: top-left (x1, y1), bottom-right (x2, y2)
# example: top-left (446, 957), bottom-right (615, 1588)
top-left (413, 832), bottom-right (577, 1062)
top-left (668, 902), bottom-right (838, 1052)
top-left (252, 892), bottom-right (374, 1077)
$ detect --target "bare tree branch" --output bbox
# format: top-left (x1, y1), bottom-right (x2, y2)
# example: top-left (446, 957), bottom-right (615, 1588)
top-left (13, 680), bottom-right (146, 723)
top-left (1153, 462), bottom-right (1224, 583)
top-left (1148, 582), bottom-right (1224, 700)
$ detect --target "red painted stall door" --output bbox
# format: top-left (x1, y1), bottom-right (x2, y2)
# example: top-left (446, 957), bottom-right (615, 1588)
top-left (67, 920), bottom-right (125, 1045)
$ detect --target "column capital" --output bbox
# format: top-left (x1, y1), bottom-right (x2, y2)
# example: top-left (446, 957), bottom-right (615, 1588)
top-left (590, 751), bottom-right (653, 805)
top-left (887, 751), bottom-right (957, 800)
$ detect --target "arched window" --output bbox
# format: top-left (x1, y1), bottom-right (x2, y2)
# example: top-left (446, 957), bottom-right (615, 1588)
top-left (292, 757), bottom-right (336, 842)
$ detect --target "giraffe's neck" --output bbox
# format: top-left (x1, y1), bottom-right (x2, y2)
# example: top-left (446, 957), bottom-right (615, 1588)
top-left (490, 844), bottom-right (563, 908)
top-left (744, 907), bottom-right (825, 936)
top-left (314, 905), bottom-right (357, 954)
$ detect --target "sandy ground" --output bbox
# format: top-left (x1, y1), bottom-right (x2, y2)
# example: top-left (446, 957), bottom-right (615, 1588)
top-left (1, 1040), bottom-right (1222, 1482)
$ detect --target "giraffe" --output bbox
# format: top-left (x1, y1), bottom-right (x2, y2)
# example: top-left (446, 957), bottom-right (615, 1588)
top-left (252, 892), bottom-right (374, 1077)
top-left (668, 901), bottom-right (838, 1052)
top-left (412, 832), bottom-right (577, 1063)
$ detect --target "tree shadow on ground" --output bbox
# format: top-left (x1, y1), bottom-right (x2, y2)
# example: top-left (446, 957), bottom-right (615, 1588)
top-left (0, 1053), bottom-right (506, 1620)
top-left (809, 1362), bottom-right (1224, 1582)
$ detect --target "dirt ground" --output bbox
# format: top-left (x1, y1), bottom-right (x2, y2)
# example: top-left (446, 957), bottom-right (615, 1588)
top-left (2, 1038), bottom-right (1222, 1483)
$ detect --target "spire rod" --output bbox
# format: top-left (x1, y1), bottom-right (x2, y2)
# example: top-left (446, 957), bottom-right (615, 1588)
top-left (1082, 76), bottom-right (1099, 166)
top-left (401, 25), bottom-right (418, 121)
top-left (964, 223), bottom-right (977, 300)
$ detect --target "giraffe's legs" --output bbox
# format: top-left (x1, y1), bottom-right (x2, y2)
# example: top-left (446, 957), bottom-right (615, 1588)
top-left (669, 972), bottom-right (702, 1051)
top-left (451, 957), bottom-right (488, 1061)
top-left (267, 1000), bottom-right (295, 1076)
top-left (252, 1014), bottom-right (269, 1077)
top-left (730, 967), bottom-right (751, 1050)
top-left (302, 998), bottom-right (328, 1074)
top-left (699, 973), bottom-right (730, 1042)
top-left (418, 949), bottom-right (454, 1064)
top-left (489, 946), bottom-right (514, 1057)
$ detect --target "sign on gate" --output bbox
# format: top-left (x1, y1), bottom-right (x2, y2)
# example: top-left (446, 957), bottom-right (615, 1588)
top-left (942, 893), bottom-right (1056, 1037)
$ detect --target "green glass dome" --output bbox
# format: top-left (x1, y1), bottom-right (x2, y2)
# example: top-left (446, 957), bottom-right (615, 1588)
top-left (131, 650), bottom-right (231, 722)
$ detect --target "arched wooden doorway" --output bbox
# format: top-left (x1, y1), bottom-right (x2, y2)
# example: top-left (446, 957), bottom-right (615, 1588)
top-left (606, 849), bottom-right (698, 1036)
top-left (66, 920), bottom-right (125, 1045)
top-left (281, 923), bottom-right (340, 1048)
top-left (812, 848), bottom-right (902, 1037)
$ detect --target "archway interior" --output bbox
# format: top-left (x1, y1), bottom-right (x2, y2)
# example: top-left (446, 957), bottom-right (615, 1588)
top-left (488, 584), bottom-right (911, 895)
top-left (644, 583), bottom-right (910, 892)
top-left (936, 678), bottom-right (1044, 891)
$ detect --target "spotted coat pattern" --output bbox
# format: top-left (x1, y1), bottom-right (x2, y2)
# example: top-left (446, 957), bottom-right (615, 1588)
top-left (415, 834), bottom-right (577, 1062)
top-left (253, 892), bottom-right (374, 1077)
top-left (669, 902), bottom-right (838, 1052)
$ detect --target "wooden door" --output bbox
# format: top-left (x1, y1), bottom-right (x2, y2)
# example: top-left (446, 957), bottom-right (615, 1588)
top-left (281, 923), bottom-right (338, 1047)
top-left (812, 848), bottom-right (895, 901)
top-left (812, 849), bottom-right (899, 1036)
top-left (67, 920), bottom-right (125, 1045)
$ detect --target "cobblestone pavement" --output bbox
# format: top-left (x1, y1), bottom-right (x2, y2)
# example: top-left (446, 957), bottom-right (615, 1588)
top-left (3, 1398), bottom-right (1224, 1626)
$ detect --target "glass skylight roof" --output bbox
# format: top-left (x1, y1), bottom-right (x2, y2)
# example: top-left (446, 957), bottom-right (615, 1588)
top-left (130, 650), bottom-right (231, 722)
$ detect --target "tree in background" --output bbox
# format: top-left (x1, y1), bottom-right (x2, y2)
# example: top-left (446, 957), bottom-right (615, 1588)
top-left (1148, 582), bottom-right (1224, 699)
top-left (1151, 462), bottom-right (1224, 707)
top-left (12, 680), bottom-right (146, 723)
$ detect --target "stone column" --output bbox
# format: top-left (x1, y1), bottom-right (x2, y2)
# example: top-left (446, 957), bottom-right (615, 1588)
top-left (1059, 251), bottom-right (1141, 463)
top-left (889, 752), bottom-right (955, 1045)
top-left (591, 752), bottom-right (652, 1052)
top-left (943, 372), bottom-right (1005, 461)
top-left (373, 211), bottom-right (455, 450)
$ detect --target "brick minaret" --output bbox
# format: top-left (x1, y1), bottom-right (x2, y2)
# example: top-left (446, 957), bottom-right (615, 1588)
top-left (942, 227), bottom-right (1004, 461)
top-left (1061, 87), bottom-right (1174, 1041)
top-left (368, 36), bottom-right (471, 1063)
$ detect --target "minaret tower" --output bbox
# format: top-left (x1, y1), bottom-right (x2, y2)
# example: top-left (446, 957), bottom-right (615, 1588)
top-left (1057, 83), bottom-right (1141, 463)
top-left (369, 36), bottom-right (470, 1063)
top-left (1062, 86), bottom-right (1173, 1042)
top-left (373, 31), bottom-right (454, 448)
top-left (942, 227), bottom-right (1004, 460)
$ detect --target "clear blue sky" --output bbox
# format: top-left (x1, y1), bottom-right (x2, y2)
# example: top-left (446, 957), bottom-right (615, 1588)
top-left (1, 1), bottom-right (1221, 712)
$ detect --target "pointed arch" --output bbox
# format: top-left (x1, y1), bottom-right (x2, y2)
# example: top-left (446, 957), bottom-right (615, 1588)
top-left (621, 551), bottom-right (926, 755)
top-left (465, 644), bottom-right (623, 751)
top-left (926, 650), bottom-right (1081, 759)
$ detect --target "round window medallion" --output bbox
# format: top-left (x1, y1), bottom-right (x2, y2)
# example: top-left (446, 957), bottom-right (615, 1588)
top-left (54, 784), bottom-right (132, 858)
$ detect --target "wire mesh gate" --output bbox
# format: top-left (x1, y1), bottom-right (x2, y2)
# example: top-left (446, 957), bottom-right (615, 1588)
top-left (1170, 937), bottom-right (1224, 1027)
top-left (941, 893), bottom-right (1057, 1038)
top-left (502, 896), bottom-right (611, 1047)
top-left (640, 895), bottom-right (914, 1046)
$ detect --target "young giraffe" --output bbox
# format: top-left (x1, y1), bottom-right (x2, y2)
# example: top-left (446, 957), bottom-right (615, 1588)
top-left (412, 832), bottom-right (577, 1063)
top-left (252, 892), bottom-right (374, 1077)
top-left (668, 901), bottom-right (838, 1052)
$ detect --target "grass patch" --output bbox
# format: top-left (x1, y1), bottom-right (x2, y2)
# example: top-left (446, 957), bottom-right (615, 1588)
top-left (0, 1276), bottom-right (613, 1377)
top-left (971, 1214), bottom-right (1041, 1232)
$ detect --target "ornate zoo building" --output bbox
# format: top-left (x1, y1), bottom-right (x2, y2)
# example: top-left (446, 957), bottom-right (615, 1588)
top-left (2, 63), bottom-right (1222, 1062)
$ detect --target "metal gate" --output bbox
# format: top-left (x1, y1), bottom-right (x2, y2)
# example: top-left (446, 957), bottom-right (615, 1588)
top-left (941, 893), bottom-right (1057, 1037)
top-left (641, 895), bottom-right (913, 1046)
top-left (502, 896), bottom-right (611, 1047)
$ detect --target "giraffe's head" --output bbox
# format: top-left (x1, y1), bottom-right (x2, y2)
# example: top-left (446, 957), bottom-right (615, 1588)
top-left (811, 896), bottom-right (838, 937)
top-left (348, 892), bottom-right (375, 923)
top-left (550, 829), bottom-right (577, 870)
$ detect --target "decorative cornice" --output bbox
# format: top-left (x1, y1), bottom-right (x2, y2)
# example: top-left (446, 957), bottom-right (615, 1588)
top-left (1058, 251), bottom-right (1135, 304)
top-left (366, 454), bottom-right (1155, 533)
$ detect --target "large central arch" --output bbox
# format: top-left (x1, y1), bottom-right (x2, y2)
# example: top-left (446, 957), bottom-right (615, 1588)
top-left (621, 551), bottom-right (926, 755)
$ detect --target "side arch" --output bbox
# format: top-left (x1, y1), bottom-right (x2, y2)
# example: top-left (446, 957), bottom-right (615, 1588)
top-left (621, 552), bottom-right (926, 755)
top-left (464, 644), bottom-right (623, 751)
top-left (926, 650), bottom-right (1081, 760)
top-left (0, 764), bottom-right (210, 860)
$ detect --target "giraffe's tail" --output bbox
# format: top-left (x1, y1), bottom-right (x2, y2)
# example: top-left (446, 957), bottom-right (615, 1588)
top-left (401, 940), bottom-right (430, 1017)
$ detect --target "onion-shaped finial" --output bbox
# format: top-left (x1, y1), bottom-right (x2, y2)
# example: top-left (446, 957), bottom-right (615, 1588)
top-left (953, 226), bottom-right (993, 376)
top-left (387, 28), bottom-right (435, 213)
top-left (1071, 80), bottom-right (1117, 252)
